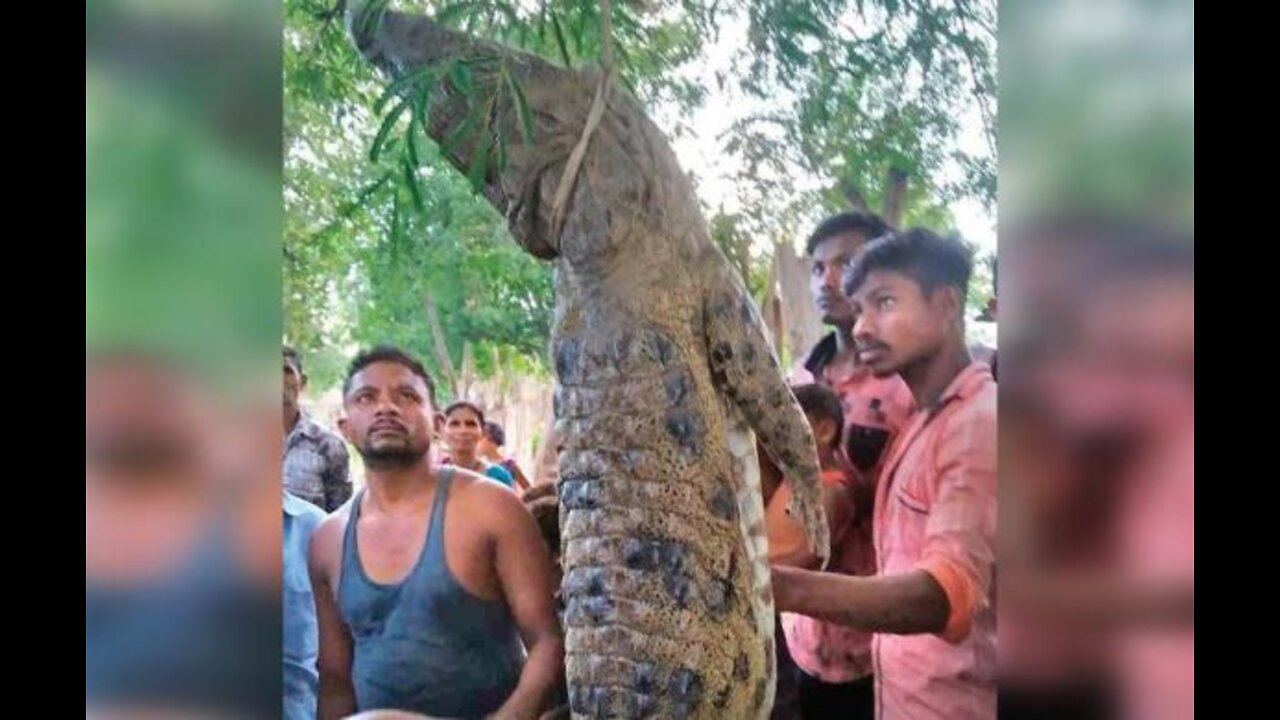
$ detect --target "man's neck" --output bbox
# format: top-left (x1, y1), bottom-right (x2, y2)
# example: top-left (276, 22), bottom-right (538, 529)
top-left (902, 341), bottom-right (972, 409)
top-left (833, 324), bottom-right (856, 355)
top-left (825, 325), bottom-right (863, 380)
top-left (365, 461), bottom-right (436, 511)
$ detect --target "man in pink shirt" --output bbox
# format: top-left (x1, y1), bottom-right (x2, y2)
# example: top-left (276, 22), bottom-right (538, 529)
top-left (790, 211), bottom-right (915, 471)
top-left (773, 228), bottom-right (997, 720)
top-left (778, 211), bottom-right (914, 720)
top-left (778, 210), bottom-right (911, 712)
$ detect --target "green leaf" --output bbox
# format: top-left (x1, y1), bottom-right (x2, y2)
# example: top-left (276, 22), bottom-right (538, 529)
top-left (406, 112), bottom-right (422, 168)
top-left (443, 113), bottom-right (477, 156)
top-left (375, 65), bottom-right (437, 115)
top-left (354, 0), bottom-right (390, 41)
top-left (450, 60), bottom-right (473, 95)
top-left (468, 133), bottom-right (491, 193)
top-left (505, 71), bottom-right (535, 146)
top-left (371, 96), bottom-right (411, 163)
top-left (403, 156), bottom-right (425, 213)
top-left (549, 9), bottom-right (572, 67)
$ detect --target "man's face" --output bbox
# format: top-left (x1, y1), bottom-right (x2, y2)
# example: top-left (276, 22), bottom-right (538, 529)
top-left (850, 270), bottom-right (956, 378)
top-left (283, 356), bottom-right (305, 415)
top-left (810, 231), bottom-right (869, 327)
top-left (340, 361), bottom-right (437, 469)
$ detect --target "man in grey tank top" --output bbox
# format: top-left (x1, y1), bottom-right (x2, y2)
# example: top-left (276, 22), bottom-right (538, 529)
top-left (307, 346), bottom-right (564, 719)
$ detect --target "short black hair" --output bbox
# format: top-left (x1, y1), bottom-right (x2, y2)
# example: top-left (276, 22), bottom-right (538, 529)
top-left (343, 345), bottom-right (437, 407)
top-left (526, 493), bottom-right (560, 557)
top-left (791, 383), bottom-right (844, 448)
top-left (484, 420), bottom-right (506, 446)
top-left (283, 345), bottom-right (303, 374)
top-left (844, 227), bottom-right (974, 300)
top-left (805, 211), bottom-right (891, 257)
top-left (443, 400), bottom-right (486, 425)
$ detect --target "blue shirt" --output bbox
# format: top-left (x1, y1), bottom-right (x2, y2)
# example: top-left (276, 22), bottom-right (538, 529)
top-left (283, 492), bottom-right (326, 720)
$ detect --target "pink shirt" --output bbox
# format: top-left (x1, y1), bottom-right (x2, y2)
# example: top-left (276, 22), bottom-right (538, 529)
top-left (872, 362), bottom-right (997, 720)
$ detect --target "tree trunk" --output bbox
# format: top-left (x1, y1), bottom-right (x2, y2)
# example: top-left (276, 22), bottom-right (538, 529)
top-left (883, 167), bottom-right (909, 228)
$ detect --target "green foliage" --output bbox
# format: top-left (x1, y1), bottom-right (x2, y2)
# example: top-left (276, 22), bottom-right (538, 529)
top-left (283, 0), bottom-right (997, 390)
